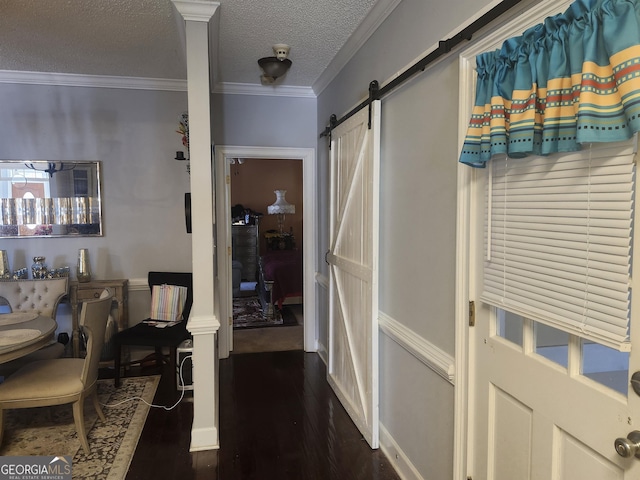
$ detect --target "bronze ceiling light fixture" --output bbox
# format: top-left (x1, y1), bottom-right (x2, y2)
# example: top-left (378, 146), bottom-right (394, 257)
top-left (258, 44), bottom-right (292, 84)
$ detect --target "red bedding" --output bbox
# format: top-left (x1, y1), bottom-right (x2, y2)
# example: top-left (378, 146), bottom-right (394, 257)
top-left (261, 249), bottom-right (303, 309)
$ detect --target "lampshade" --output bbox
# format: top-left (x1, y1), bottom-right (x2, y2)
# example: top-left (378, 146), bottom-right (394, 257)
top-left (268, 190), bottom-right (295, 215)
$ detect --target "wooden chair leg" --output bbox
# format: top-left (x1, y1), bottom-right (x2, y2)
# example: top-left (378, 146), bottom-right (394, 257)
top-left (154, 347), bottom-right (165, 367)
top-left (0, 408), bottom-right (4, 447)
top-left (114, 343), bottom-right (121, 387)
top-left (92, 388), bottom-right (106, 422)
top-left (170, 347), bottom-right (178, 393)
top-left (73, 398), bottom-right (90, 454)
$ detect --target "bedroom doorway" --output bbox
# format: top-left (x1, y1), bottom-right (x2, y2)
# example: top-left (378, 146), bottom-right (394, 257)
top-left (215, 146), bottom-right (317, 359)
top-left (230, 158), bottom-right (303, 353)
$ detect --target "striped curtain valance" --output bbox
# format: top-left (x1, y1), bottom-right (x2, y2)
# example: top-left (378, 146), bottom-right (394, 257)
top-left (459, 0), bottom-right (640, 168)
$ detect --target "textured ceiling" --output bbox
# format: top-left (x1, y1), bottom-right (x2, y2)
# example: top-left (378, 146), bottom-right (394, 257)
top-left (0, 0), bottom-right (380, 89)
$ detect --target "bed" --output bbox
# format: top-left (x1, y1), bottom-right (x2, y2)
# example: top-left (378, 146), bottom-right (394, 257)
top-left (257, 249), bottom-right (303, 321)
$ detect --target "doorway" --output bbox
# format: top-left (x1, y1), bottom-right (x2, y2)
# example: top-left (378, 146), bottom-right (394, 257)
top-left (215, 146), bottom-right (317, 359)
top-left (230, 157), bottom-right (303, 353)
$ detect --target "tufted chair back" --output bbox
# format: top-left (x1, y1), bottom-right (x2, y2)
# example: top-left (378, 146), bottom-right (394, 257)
top-left (0, 277), bottom-right (69, 320)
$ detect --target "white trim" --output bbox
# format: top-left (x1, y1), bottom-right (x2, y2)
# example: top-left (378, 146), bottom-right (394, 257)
top-left (379, 423), bottom-right (424, 480)
top-left (187, 314), bottom-right (220, 334)
top-left (455, 1), bottom-right (574, 479)
top-left (0, 69), bottom-right (316, 98)
top-left (189, 426), bottom-right (220, 451)
top-left (316, 272), bottom-right (329, 290)
top-left (213, 82), bottom-right (315, 98)
top-left (0, 70), bottom-right (323, 99)
top-left (317, 343), bottom-right (328, 367)
top-left (0, 70), bottom-right (188, 91)
top-left (171, 0), bottom-right (219, 22)
top-left (379, 312), bottom-right (455, 385)
top-left (128, 278), bottom-right (148, 291)
top-left (313, 0), bottom-right (402, 95)
top-left (215, 146), bottom-right (317, 358)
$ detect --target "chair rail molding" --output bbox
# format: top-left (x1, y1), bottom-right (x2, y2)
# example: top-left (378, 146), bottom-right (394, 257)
top-left (378, 311), bottom-right (455, 385)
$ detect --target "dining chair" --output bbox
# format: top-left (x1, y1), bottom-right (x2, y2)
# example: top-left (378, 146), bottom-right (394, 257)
top-left (0, 277), bottom-right (70, 378)
top-left (113, 272), bottom-right (192, 392)
top-left (0, 290), bottom-right (113, 454)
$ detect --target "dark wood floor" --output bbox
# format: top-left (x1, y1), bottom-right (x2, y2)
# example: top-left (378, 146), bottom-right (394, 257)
top-left (120, 350), bottom-right (400, 480)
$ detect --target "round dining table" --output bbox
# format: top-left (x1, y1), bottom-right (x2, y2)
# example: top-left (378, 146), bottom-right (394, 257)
top-left (0, 312), bottom-right (57, 364)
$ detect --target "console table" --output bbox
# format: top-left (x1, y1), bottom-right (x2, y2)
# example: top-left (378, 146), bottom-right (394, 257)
top-left (70, 279), bottom-right (128, 357)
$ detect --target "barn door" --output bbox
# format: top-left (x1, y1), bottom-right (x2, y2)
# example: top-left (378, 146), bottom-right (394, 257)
top-left (327, 101), bottom-right (380, 448)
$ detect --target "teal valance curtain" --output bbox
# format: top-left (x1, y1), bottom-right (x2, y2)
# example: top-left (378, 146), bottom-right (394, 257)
top-left (459, 0), bottom-right (640, 167)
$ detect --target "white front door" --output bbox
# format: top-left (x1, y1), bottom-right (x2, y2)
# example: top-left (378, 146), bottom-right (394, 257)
top-left (469, 271), bottom-right (640, 479)
top-left (457, 3), bottom-right (640, 478)
top-left (466, 141), bottom-right (640, 480)
top-left (327, 101), bottom-right (381, 448)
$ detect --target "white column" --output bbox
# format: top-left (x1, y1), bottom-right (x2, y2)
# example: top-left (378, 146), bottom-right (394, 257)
top-left (172, 0), bottom-right (220, 452)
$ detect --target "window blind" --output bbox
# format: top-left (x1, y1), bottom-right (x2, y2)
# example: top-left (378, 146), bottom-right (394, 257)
top-left (481, 139), bottom-right (636, 351)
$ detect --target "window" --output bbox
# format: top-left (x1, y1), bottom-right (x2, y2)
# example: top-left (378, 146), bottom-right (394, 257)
top-left (482, 139), bottom-right (636, 351)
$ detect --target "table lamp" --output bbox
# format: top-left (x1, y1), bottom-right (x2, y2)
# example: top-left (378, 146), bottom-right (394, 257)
top-left (267, 190), bottom-right (295, 234)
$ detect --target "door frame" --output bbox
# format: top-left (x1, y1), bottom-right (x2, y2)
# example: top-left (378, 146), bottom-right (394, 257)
top-left (455, 0), bottom-right (574, 477)
top-left (215, 145), bottom-right (317, 358)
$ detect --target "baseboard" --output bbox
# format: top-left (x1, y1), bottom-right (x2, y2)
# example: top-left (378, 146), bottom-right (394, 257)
top-left (317, 342), bottom-right (328, 366)
top-left (189, 426), bottom-right (220, 452)
top-left (380, 423), bottom-right (424, 480)
top-left (128, 278), bottom-right (148, 291)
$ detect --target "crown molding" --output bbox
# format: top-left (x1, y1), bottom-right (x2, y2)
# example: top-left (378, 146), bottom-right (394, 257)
top-left (0, 69), bottom-right (318, 98)
top-left (213, 81), bottom-right (316, 98)
top-left (0, 70), bottom-right (188, 91)
top-left (171, 0), bottom-right (220, 22)
top-left (312, 0), bottom-right (402, 95)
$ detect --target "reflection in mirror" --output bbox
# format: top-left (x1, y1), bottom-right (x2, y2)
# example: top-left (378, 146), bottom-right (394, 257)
top-left (0, 161), bottom-right (102, 238)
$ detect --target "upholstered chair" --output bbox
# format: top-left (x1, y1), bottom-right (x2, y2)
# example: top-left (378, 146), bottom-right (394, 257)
top-left (0, 290), bottom-right (113, 454)
top-left (0, 277), bottom-right (69, 377)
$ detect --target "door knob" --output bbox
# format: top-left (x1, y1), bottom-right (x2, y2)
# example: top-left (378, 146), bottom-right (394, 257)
top-left (615, 431), bottom-right (640, 458)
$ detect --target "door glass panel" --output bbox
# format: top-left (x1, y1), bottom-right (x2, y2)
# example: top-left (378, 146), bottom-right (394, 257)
top-left (534, 322), bottom-right (568, 368)
top-left (581, 340), bottom-right (629, 395)
top-left (496, 309), bottom-right (523, 347)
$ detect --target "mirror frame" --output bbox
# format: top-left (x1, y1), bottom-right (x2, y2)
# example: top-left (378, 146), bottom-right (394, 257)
top-left (0, 160), bottom-right (103, 238)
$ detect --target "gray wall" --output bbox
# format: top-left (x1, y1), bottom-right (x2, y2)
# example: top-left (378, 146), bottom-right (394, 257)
top-left (0, 84), bottom-right (318, 337)
top-left (317, 0), bottom-right (493, 477)
top-left (0, 83), bottom-right (192, 335)
top-left (212, 93), bottom-right (317, 148)
top-left (0, 84), bottom-right (192, 277)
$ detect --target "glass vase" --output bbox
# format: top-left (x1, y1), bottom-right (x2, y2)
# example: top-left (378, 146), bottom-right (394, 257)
top-left (77, 249), bottom-right (92, 283)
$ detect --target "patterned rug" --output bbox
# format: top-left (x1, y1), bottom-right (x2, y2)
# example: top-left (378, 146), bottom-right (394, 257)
top-left (233, 296), bottom-right (297, 329)
top-left (0, 375), bottom-right (160, 480)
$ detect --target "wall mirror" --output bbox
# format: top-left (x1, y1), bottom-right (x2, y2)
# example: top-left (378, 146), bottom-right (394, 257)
top-left (0, 161), bottom-right (103, 238)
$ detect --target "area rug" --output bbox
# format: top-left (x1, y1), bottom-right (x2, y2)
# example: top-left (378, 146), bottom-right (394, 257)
top-left (0, 375), bottom-right (160, 480)
top-left (233, 296), bottom-right (297, 329)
